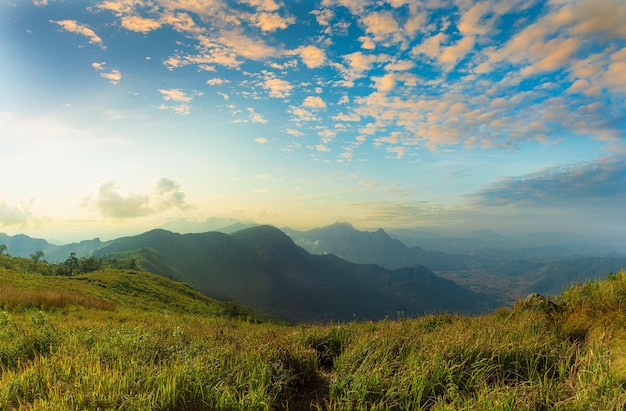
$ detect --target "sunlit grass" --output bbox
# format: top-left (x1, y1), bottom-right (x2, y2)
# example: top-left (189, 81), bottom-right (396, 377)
top-left (1, 260), bottom-right (625, 410)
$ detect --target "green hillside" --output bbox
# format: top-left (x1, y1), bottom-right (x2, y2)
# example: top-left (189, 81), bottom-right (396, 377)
top-left (1, 253), bottom-right (626, 410)
top-left (0, 254), bottom-right (260, 319)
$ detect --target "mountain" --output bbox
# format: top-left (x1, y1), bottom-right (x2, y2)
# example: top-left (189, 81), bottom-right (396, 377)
top-left (0, 233), bottom-right (52, 257)
top-left (159, 217), bottom-right (257, 234)
top-left (387, 228), bottom-right (621, 258)
top-left (0, 233), bottom-right (104, 263)
top-left (531, 256), bottom-right (626, 296)
top-left (92, 225), bottom-right (494, 322)
top-left (283, 222), bottom-right (474, 271)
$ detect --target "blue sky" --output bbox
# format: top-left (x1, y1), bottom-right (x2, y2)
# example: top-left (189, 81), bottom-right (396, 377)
top-left (0, 0), bottom-right (625, 242)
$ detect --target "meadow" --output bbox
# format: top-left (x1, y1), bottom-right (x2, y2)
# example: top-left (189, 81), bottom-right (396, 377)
top-left (1, 254), bottom-right (625, 410)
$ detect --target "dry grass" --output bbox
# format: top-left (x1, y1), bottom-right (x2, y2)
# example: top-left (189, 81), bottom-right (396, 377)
top-left (0, 282), bottom-right (116, 311)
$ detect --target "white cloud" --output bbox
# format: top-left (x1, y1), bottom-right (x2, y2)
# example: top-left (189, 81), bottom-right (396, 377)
top-left (261, 73), bottom-right (293, 98)
top-left (206, 78), bottom-right (230, 85)
top-left (292, 45), bottom-right (326, 68)
top-left (120, 15), bottom-right (162, 33)
top-left (361, 10), bottom-right (404, 46)
top-left (84, 178), bottom-right (190, 219)
top-left (91, 62), bottom-right (122, 84)
top-left (412, 32), bottom-right (447, 59)
top-left (248, 107), bottom-right (268, 124)
top-left (159, 88), bottom-right (194, 102)
top-left (318, 128), bottom-right (336, 142)
top-left (0, 199), bottom-right (41, 228)
top-left (252, 13), bottom-right (295, 31)
top-left (50, 20), bottom-right (105, 49)
top-left (289, 106), bottom-right (319, 122)
top-left (240, 0), bottom-right (280, 12)
top-left (440, 36), bottom-right (475, 69)
top-left (303, 96), bottom-right (327, 109)
top-left (254, 137), bottom-right (268, 143)
top-left (333, 112), bottom-right (361, 122)
top-left (99, 69), bottom-right (122, 84)
top-left (157, 89), bottom-right (202, 115)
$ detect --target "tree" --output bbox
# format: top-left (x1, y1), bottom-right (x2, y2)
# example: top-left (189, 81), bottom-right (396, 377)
top-left (57, 252), bottom-right (80, 276)
top-left (78, 256), bottom-right (103, 273)
top-left (30, 250), bottom-right (44, 263)
top-left (0, 244), bottom-right (7, 256)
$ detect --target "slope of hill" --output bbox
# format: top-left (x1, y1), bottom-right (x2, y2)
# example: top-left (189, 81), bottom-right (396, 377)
top-left (1, 256), bottom-right (625, 410)
top-left (0, 255), bottom-right (258, 319)
top-left (92, 225), bottom-right (495, 322)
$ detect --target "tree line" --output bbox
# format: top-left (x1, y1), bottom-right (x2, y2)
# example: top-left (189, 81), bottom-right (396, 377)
top-left (0, 245), bottom-right (137, 276)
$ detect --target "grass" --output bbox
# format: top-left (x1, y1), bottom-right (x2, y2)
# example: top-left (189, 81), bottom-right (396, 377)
top-left (0, 255), bottom-right (625, 410)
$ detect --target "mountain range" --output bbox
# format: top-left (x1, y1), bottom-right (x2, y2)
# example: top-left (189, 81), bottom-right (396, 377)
top-left (1, 221), bottom-right (623, 321)
top-left (88, 226), bottom-right (494, 322)
top-left (283, 222), bottom-right (478, 271)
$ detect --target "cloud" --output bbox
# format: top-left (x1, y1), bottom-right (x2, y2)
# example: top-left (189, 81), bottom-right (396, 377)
top-left (85, 178), bottom-right (190, 219)
top-left (439, 36), bottom-right (475, 69)
top-left (217, 31), bottom-right (279, 61)
top-left (303, 96), bottom-right (326, 109)
top-left (292, 45), bottom-right (326, 68)
top-left (568, 0), bottom-right (626, 39)
top-left (317, 128), bottom-right (336, 142)
top-left (157, 89), bottom-right (202, 114)
top-left (252, 13), bottom-right (295, 31)
top-left (85, 181), bottom-right (151, 219)
top-left (241, 0), bottom-right (280, 12)
top-left (120, 15), bottom-right (162, 33)
top-left (248, 107), bottom-right (268, 123)
top-left (0, 200), bottom-right (40, 228)
top-left (289, 106), bottom-right (319, 122)
top-left (339, 51), bottom-right (390, 83)
top-left (361, 10), bottom-right (403, 46)
top-left (468, 156), bottom-right (626, 207)
top-left (261, 72), bottom-right (293, 98)
top-left (254, 137), bottom-right (268, 144)
top-left (92, 62), bottom-right (121, 84)
top-left (411, 32), bottom-right (447, 58)
top-left (153, 177), bottom-right (190, 212)
top-left (50, 19), bottom-right (105, 49)
top-left (206, 78), bottom-right (230, 85)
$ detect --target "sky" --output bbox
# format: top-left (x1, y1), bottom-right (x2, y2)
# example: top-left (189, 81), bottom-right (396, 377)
top-left (0, 0), bottom-right (625, 244)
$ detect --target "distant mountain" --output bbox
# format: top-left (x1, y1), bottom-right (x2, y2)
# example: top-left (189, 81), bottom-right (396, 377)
top-left (0, 233), bottom-right (51, 257)
top-left (0, 233), bottom-right (104, 263)
top-left (159, 217), bottom-right (257, 234)
top-left (532, 257), bottom-right (626, 296)
top-left (387, 228), bottom-right (620, 258)
top-left (92, 225), bottom-right (494, 322)
top-left (283, 222), bottom-right (474, 271)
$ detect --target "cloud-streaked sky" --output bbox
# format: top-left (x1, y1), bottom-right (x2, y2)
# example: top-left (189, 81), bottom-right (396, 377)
top-left (1, 0), bottom-right (625, 243)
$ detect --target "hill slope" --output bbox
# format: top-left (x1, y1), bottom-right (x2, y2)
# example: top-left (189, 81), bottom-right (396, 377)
top-left (92, 225), bottom-right (496, 322)
top-left (0, 255), bottom-right (258, 319)
top-left (1, 258), bottom-right (625, 410)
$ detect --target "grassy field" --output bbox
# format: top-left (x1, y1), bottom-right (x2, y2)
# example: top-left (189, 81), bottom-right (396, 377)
top-left (1, 254), bottom-right (625, 410)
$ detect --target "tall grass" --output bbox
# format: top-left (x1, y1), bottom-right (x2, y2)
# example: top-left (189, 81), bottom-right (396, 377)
top-left (0, 267), bottom-right (625, 410)
top-left (0, 283), bottom-right (116, 311)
